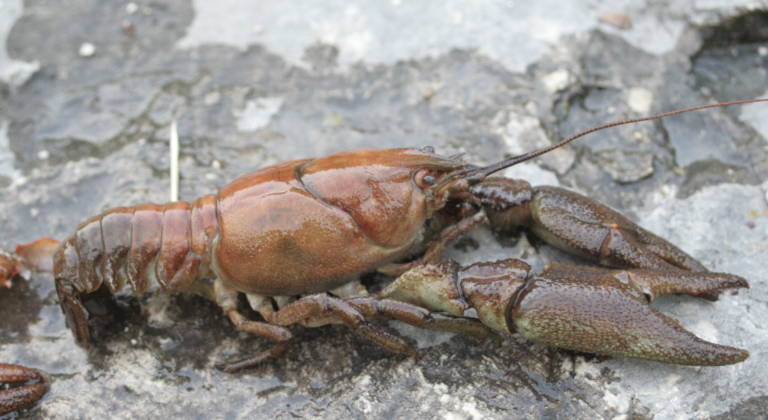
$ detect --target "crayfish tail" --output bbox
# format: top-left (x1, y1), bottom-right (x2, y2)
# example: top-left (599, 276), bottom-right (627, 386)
top-left (55, 282), bottom-right (92, 349)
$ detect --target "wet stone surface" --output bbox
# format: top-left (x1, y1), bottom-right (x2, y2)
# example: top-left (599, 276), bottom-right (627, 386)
top-left (1, 0), bottom-right (768, 419)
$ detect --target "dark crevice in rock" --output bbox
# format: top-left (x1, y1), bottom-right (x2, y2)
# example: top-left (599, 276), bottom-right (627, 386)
top-left (698, 10), bottom-right (768, 50)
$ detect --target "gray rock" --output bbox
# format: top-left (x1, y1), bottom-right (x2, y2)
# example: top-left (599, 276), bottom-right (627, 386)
top-left (1, 1), bottom-right (767, 419)
top-left (596, 149), bottom-right (655, 184)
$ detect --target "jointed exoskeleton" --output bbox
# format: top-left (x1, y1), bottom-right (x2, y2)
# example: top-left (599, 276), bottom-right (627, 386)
top-left (0, 100), bottom-right (763, 415)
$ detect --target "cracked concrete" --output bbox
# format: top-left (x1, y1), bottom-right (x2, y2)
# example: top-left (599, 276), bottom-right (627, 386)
top-left (1, 0), bottom-right (768, 419)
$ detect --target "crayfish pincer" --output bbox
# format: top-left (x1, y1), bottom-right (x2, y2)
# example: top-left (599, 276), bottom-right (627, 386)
top-left (0, 364), bottom-right (47, 416)
top-left (0, 100), bottom-right (762, 403)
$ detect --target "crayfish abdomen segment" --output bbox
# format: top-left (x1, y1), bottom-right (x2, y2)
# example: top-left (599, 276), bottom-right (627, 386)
top-left (53, 194), bottom-right (220, 346)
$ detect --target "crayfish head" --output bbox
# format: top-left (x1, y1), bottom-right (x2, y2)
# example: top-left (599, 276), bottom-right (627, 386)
top-left (299, 147), bottom-right (468, 249)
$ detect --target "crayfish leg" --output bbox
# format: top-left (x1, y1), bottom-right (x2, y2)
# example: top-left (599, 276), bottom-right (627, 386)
top-left (416, 211), bottom-right (486, 266)
top-left (377, 211), bottom-right (486, 277)
top-left (377, 261), bottom-right (468, 317)
top-left (214, 280), bottom-right (292, 342)
top-left (218, 342), bottom-right (292, 373)
top-left (220, 288), bottom-right (426, 369)
top-left (269, 293), bottom-right (420, 361)
top-left (347, 297), bottom-right (501, 341)
top-left (213, 280), bottom-right (296, 372)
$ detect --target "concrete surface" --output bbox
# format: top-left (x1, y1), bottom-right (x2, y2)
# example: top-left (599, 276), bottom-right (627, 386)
top-left (1, 0), bottom-right (767, 419)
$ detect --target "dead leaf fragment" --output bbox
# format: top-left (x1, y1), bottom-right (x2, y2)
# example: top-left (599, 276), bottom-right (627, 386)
top-left (598, 12), bottom-right (632, 30)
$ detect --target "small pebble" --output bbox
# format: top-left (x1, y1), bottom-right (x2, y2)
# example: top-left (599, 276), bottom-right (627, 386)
top-left (79, 42), bottom-right (96, 57)
top-left (541, 68), bottom-right (574, 94)
top-left (759, 46), bottom-right (768, 57)
top-left (628, 87), bottom-right (653, 114)
top-left (30, 208), bottom-right (39, 218)
top-left (126, 2), bottom-right (138, 14)
top-left (122, 20), bottom-right (134, 35)
top-left (252, 24), bottom-right (264, 35)
top-left (37, 150), bottom-right (49, 160)
top-left (746, 221), bottom-right (755, 229)
top-left (204, 91), bottom-right (221, 106)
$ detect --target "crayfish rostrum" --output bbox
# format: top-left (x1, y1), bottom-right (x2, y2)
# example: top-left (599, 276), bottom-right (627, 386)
top-left (0, 100), bottom-right (763, 416)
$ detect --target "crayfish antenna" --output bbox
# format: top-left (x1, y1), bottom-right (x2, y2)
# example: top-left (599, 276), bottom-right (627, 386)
top-left (470, 98), bottom-right (768, 178)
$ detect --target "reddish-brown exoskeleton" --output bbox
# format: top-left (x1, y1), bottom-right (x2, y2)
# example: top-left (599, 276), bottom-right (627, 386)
top-left (1, 99), bottom-right (764, 415)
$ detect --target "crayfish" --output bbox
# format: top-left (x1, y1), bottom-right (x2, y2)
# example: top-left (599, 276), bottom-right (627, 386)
top-left (0, 100), bottom-right (763, 416)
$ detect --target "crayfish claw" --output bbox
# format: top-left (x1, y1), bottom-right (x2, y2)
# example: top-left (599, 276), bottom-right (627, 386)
top-left (0, 364), bottom-right (48, 416)
top-left (510, 264), bottom-right (749, 366)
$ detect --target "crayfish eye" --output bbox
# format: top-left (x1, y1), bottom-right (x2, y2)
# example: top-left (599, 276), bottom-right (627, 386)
top-left (423, 146), bottom-right (435, 153)
top-left (414, 168), bottom-right (436, 189)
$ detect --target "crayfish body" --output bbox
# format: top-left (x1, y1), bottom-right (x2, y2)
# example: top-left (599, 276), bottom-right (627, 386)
top-left (43, 143), bottom-right (751, 370)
